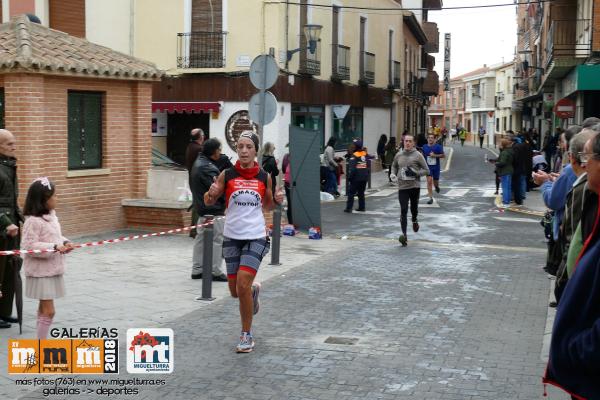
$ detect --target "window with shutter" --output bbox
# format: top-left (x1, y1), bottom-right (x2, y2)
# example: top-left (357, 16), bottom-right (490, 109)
top-left (68, 91), bottom-right (103, 170)
top-left (0, 89), bottom-right (4, 129)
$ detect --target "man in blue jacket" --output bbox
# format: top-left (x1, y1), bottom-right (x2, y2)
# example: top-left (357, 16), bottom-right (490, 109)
top-left (544, 133), bottom-right (600, 399)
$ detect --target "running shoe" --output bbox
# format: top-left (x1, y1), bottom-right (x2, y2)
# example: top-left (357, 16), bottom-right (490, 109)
top-left (427, 198), bottom-right (433, 205)
top-left (412, 220), bottom-right (420, 232)
top-left (398, 234), bottom-right (407, 247)
top-left (435, 185), bottom-right (440, 193)
top-left (252, 282), bottom-right (261, 315)
top-left (236, 332), bottom-right (255, 353)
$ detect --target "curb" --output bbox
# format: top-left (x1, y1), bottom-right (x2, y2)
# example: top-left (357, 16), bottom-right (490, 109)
top-left (493, 194), bottom-right (545, 217)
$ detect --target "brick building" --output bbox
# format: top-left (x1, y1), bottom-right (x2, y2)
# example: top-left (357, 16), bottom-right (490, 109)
top-left (514, 0), bottom-right (600, 143)
top-left (0, 15), bottom-right (162, 235)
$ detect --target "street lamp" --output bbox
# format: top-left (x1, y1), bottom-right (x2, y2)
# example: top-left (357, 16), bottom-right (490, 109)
top-left (417, 68), bottom-right (428, 80)
top-left (287, 24), bottom-right (323, 61)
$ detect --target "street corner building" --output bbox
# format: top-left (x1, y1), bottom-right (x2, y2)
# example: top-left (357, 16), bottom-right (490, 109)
top-left (0, 14), bottom-right (163, 235)
top-left (148, 0), bottom-right (441, 164)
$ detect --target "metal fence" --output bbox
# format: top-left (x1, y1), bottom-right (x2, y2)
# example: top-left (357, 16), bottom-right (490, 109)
top-left (177, 31), bottom-right (227, 69)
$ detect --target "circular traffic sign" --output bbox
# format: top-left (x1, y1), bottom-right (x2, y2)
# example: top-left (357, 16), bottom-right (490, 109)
top-left (248, 91), bottom-right (278, 126)
top-left (249, 55), bottom-right (279, 90)
top-left (554, 97), bottom-right (576, 119)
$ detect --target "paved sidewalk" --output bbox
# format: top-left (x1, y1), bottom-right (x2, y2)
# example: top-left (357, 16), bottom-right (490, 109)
top-left (0, 232), bottom-right (356, 399)
top-left (7, 237), bottom-right (567, 400)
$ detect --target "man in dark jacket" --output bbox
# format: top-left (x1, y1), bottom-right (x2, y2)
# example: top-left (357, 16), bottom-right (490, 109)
top-left (544, 133), bottom-right (600, 398)
top-left (190, 138), bottom-right (227, 281)
top-left (186, 128), bottom-right (206, 238)
top-left (0, 129), bottom-right (21, 329)
top-left (511, 135), bottom-right (529, 205)
top-left (344, 140), bottom-right (370, 213)
top-left (185, 128), bottom-right (205, 172)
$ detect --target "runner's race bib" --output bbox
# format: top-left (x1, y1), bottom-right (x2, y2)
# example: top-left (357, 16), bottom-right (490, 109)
top-left (427, 156), bottom-right (437, 166)
top-left (400, 167), bottom-right (415, 181)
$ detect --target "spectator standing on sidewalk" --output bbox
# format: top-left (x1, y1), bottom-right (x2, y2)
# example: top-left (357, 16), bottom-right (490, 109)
top-left (377, 134), bottom-right (387, 169)
top-left (390, 135), bottom-right (429, 247)
top-left (205, 131), bottom-right (284, 353)
top-left (22, 178), bottom-right (76, 338)
top-left (544, 132), bottom-right (600, 400)
top-left (260, 142), bottom-right (279, 195)
top-left (422, 133), bottom-right (445, 204)
top-left (281, 146), bottom-right (293, 224)
top-left (511, 134), bottom-right (528, 205)
top-left (322, 137), bottom-right (339, 196)
top-left (384, 137), bottom-right (399, 184)
top-left (478, 126), bottom-right (486, 148)
top-left (344, 140), bottom-right (369, 213)
top-left (190, 138), bottom-right (228, 282)
top-left (494, 138), bottom-right (514, 207)
top-left (0, 129), bottom-right (22, 330)
top-left (553, 127), bottom-right (599, 304)
top-left (533, 134), bottom-right (578, 276)
top-left (555, 126), bottom-right (581, 173)
top-left (186, 128), bottom-right (206, 238)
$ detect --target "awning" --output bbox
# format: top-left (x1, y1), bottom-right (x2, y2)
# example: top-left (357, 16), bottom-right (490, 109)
top-left (152, 102), bottom-right (221, 113)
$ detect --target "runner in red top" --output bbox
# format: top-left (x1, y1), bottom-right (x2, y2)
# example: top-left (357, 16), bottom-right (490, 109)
top-left (205, 131), bottom-right (284, 353)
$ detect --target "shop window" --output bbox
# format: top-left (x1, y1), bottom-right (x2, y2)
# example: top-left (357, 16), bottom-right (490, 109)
top-left (0, 89), bottom-right (4, 129)
top-left (68, 91), bottom-right (103, 170)
top-left (496, 118), bottom-right (500, 132)
top-left (292, 105), bottom-right (325, 151)
top-left (332, 107), bottom-right (363, 151)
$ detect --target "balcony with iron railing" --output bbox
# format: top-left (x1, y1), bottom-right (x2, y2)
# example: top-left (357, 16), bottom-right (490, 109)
top-left (298, 41), bottom-right (321, 76)
top-left (422, 70), bottom-right (439, 96)
top-left (545, 19), bottom-right (591, 69)
top-left (331, 44), bottom-right (350, 81)
top-left (360, 51), bottom-right (375, 85)
top-left (422, 21), bottom-right (439, 54)
top-left (177, 31), bottom-right (226, 69)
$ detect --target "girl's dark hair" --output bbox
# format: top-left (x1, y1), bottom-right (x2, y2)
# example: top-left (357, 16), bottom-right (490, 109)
top-left (23, 179), bottom-right (55, 217)
top-left (326, 137), bottom-right (337, 148)
top-left (378, 134), bottom-right (388, 144)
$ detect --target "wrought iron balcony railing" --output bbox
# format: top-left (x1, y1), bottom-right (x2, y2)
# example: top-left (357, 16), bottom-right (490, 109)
top-left (177, 31), bottom-right (227, 69)
top-left (360, 51), bottom-right (375, 85)
top-left (545, 19), bottom-right (591, 68)
top-left (332, 44), bottom-right (350, 81)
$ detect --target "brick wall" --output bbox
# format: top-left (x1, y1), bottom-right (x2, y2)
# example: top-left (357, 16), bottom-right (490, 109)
top-left (3, 73), bottom-right (153, 236)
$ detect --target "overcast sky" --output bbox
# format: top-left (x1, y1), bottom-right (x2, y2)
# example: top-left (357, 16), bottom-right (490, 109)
top-left (430, 0), bottom-right (518, 78)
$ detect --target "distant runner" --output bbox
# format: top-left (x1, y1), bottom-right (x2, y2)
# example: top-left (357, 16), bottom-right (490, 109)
top-left (422, 133), bottom-right (445, 204)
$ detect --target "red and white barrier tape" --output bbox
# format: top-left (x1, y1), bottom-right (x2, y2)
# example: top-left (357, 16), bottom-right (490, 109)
top-left (0, 218), bottom-right (223, 256)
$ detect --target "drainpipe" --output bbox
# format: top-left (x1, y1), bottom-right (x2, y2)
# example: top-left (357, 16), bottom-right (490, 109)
top-left (129, 0), bottom-right (135, 56)
top-left (285, 0), bottom-right (289, 70)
